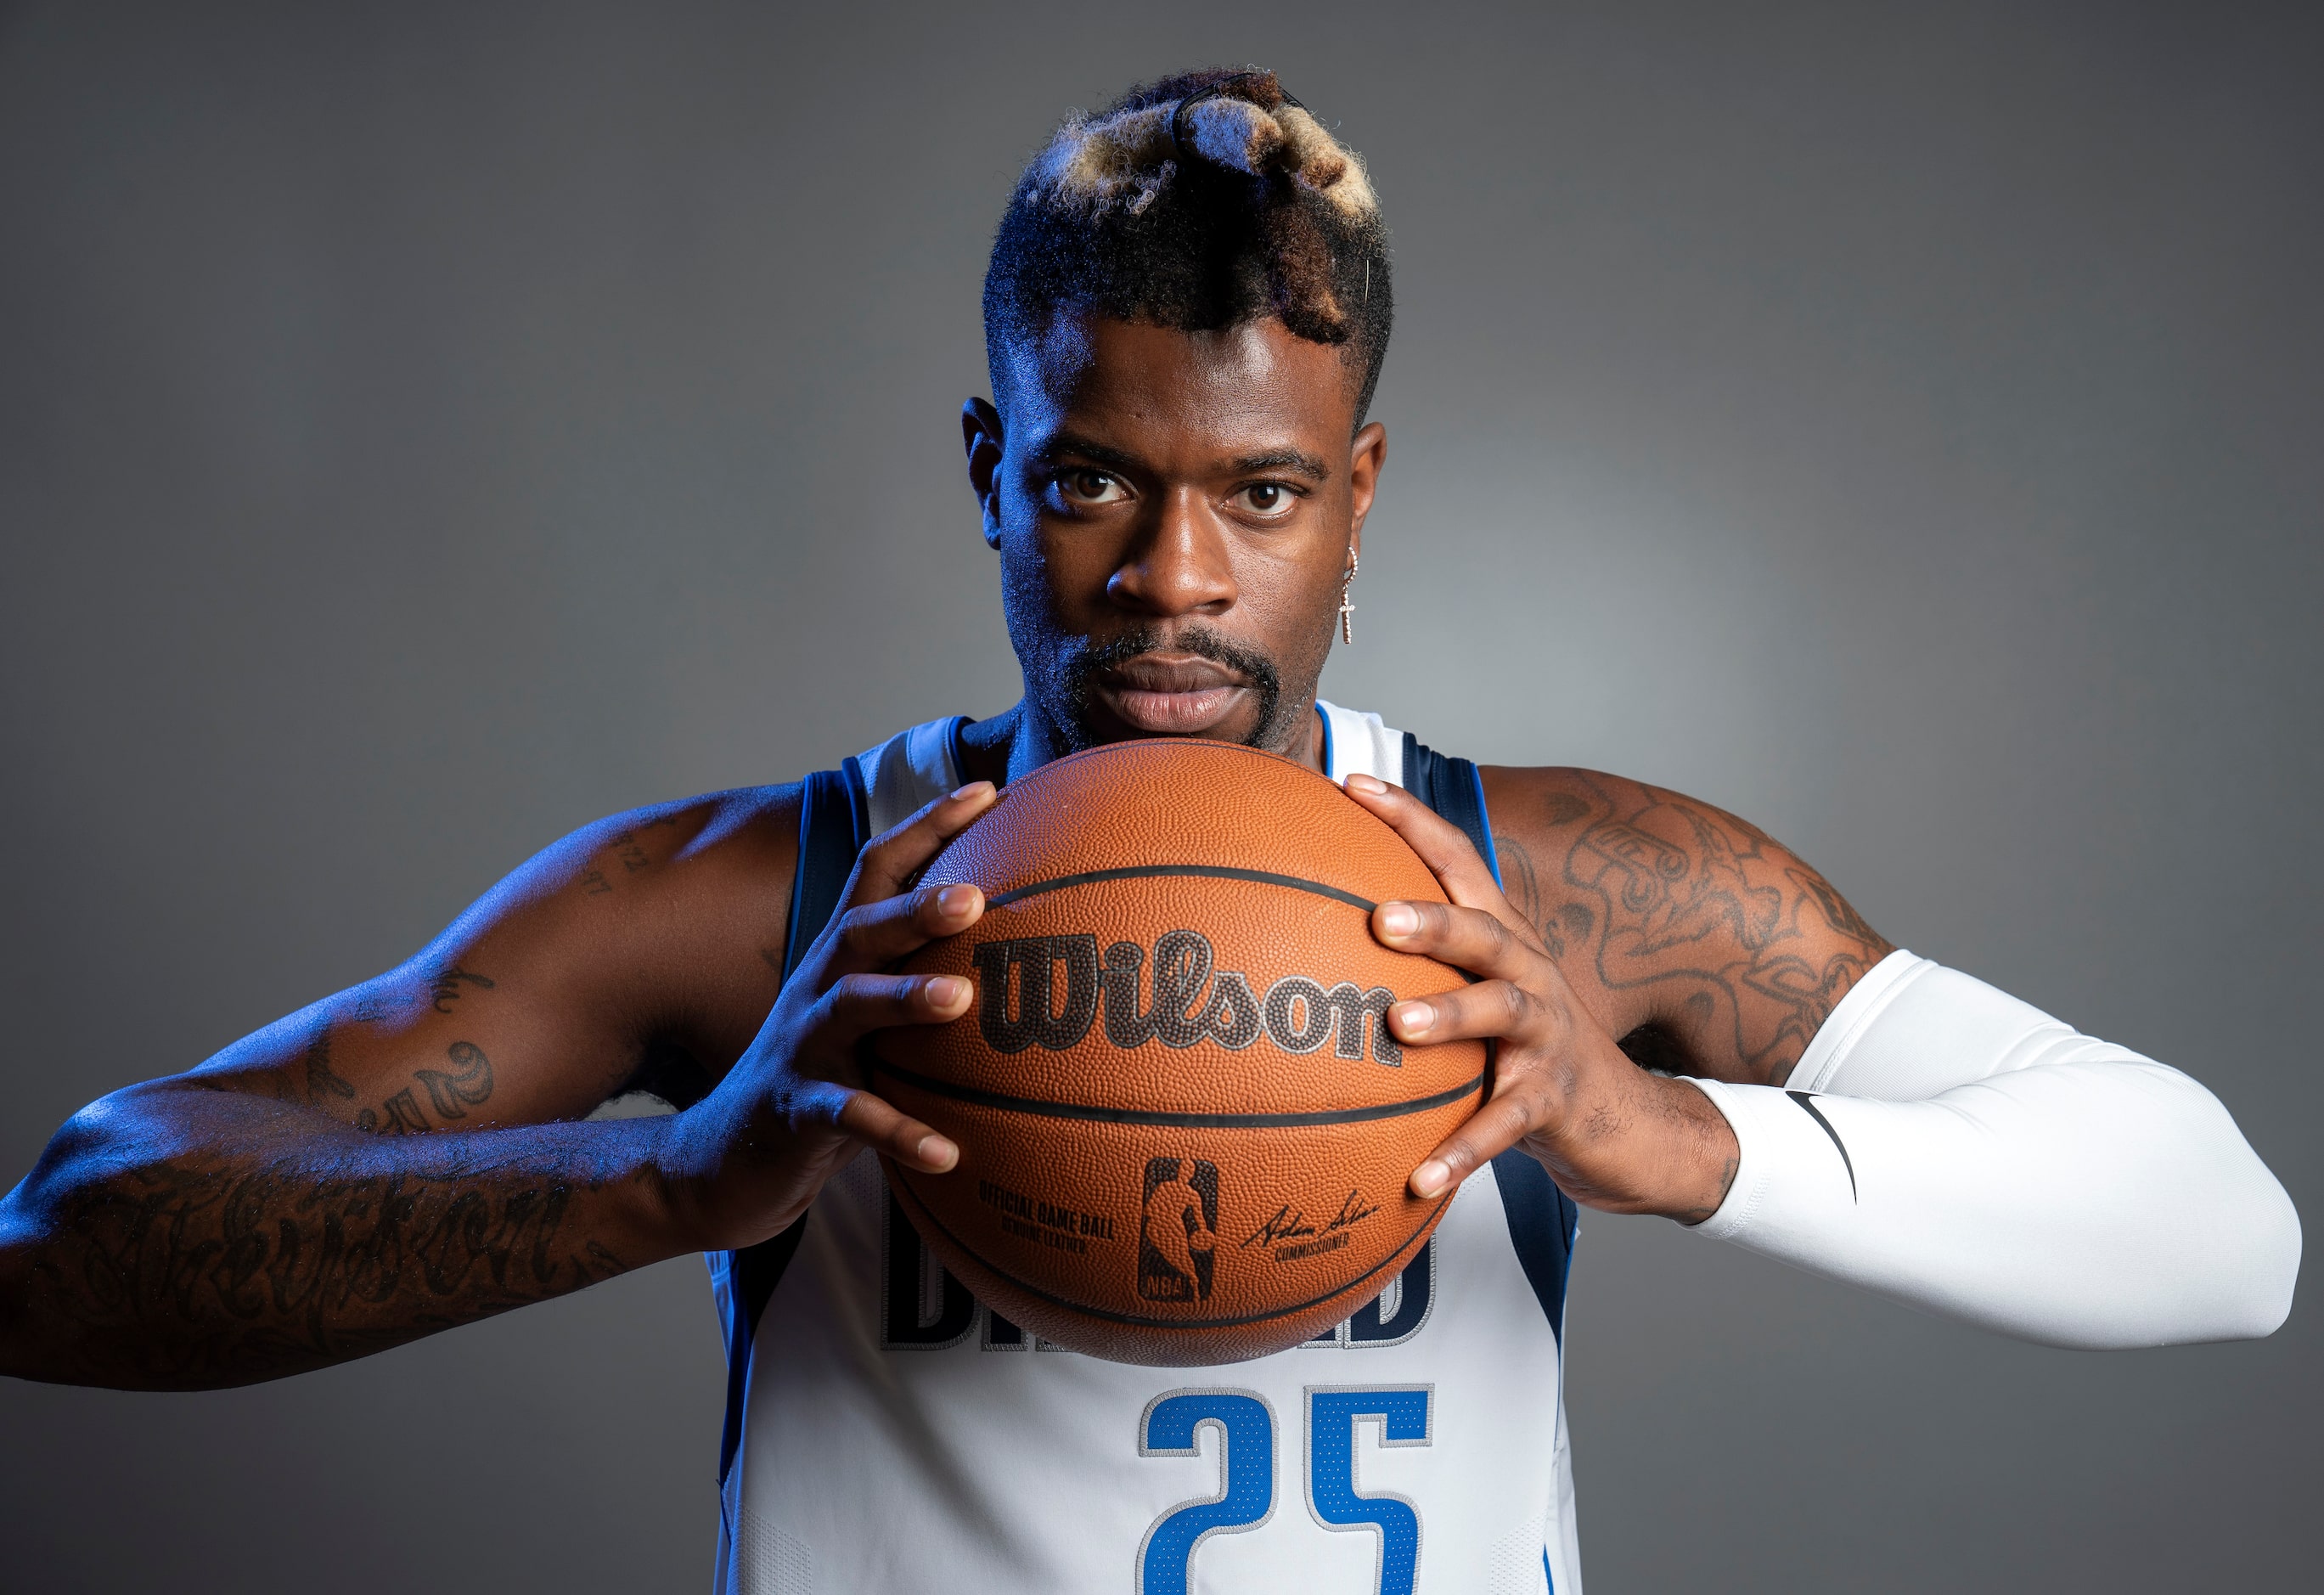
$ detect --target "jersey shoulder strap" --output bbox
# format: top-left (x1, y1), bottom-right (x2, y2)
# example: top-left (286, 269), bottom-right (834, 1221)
top-left (1400, 731), bottom-right (1503, 888)
top-left (712, 759), bottom-right (875, 1484)
top-left (1401, 732), bottom-right (1580, 1344)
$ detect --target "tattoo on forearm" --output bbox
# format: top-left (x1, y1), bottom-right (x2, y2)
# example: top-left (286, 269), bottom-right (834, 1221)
top-left (1497, 774), bottom-right (1892, 1084)
top-left (37, 1147), bottom-right (631, 1385)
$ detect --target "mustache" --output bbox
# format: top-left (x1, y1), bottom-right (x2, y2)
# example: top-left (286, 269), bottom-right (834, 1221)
top-left (1064, 625), bottom-right (1285, 748)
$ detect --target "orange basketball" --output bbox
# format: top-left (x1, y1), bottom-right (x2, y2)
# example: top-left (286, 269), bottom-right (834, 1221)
top-left (872, 739), bottom-right (1488, 1365)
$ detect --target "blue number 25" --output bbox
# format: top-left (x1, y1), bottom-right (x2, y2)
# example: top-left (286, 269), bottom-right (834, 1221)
top-left (1137, 1385), bottom-right (1432, 1595)
top-left (1137, 1391), bottom-right (1276, 1595)
top-left (1307, 1386), bottom-right (1432, 1595)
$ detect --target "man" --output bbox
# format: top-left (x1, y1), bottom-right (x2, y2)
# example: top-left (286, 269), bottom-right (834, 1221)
top-left (0, 67), bottom-right (2299, 1593)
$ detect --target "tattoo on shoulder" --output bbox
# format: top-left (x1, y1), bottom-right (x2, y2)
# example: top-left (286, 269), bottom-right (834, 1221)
top-left (1502, 775), bottom-right (1892, 1083)
top-left (577, 814), bottom-right (686, 899)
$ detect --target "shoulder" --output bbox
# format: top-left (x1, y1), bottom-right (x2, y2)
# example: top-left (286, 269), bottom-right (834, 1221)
top-left (437, 782), bottom-right (805, 953)
top-left (1478, 765), bottom-right (1892, 1085)
top-left (384, 781), bottom-right (809, 1079)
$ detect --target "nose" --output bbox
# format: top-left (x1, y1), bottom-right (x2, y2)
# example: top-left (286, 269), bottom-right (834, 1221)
top-left (1106, 487), bottom-right (1237, 617)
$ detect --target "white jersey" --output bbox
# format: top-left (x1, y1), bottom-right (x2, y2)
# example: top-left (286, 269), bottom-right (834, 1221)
top-left (711, 703), bottom-right (1584, 1595)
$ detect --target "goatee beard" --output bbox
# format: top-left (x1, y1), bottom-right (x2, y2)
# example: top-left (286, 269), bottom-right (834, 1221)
top-left (1047, 624), bottom-right (1291, 754)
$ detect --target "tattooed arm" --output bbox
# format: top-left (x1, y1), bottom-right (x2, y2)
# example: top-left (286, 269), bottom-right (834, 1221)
top-left (1481, 768), bottom-right (1892, 1087)
top-left (0, 1083), bottom-right (677, 1389)
top-left (0, 782), bottom-right (998, 1389)
top-left (1334, 768), bottom-right (1888, 1225)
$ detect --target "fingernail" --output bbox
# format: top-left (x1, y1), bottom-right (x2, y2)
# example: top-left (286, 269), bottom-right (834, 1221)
top-left (950, 781), bottom-right (993, 802)
top-left (917, 1134), bottom-right (959, 1169)
top-left (1393, 1000), bottom-right (1433, 1036)
top-left (1378, 902), bottom-right (1419, 938)
top-left (926, 976), bottom-right (969, 1006)
top-left (936, 884), bottom-right (977, 916)
top-left (1411, 1160), bottom-right (1449, 1198)
top-left (1346, 773), bottom-right (1389, 795)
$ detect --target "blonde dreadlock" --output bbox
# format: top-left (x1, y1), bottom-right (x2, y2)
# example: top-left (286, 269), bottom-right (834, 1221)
top-left (983, 70), bottom-right (1393, 425)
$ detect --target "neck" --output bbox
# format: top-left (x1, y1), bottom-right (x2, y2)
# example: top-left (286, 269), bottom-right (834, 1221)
top-left (954, 696), bottom-right (1329, 788)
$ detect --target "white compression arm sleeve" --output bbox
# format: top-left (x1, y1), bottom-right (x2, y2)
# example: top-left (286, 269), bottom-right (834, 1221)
top-left (1686, 951), bottom-right (2300, 1348)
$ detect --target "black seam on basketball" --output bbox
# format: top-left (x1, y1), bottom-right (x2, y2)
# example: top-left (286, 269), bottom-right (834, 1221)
top-left (889, 1169), bottom-right (1450, 1333)
top-left (984, 864), bottom-right (1377, 914)
top-left (867, 1060), bottom-right (1486, 1128)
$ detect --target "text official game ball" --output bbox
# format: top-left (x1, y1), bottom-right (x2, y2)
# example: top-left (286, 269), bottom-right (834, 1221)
top-left (871, 739), bottom-right (1489, 1365)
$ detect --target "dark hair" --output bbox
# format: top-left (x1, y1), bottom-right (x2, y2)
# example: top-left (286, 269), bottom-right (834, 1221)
top-left (982, 69), bottom-right (1393, 427)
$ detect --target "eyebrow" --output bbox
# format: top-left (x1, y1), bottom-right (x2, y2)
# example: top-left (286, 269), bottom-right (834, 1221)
top-left (1035, 433), bottom-right (1336, 486)
top-left (1036, 433), bottom-right (1147, 475)
top-left (1229, 448), bottom-right (1332, 483)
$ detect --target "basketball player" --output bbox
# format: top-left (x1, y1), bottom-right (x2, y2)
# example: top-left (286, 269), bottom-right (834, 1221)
top-left (0, 70), bottom-right (2299, 1594)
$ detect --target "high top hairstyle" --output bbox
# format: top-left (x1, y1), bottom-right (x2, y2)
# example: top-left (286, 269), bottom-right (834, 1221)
top-left (983, 69), bottom-right (1393, 427)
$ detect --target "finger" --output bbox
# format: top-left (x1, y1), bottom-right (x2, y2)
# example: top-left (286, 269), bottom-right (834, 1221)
top-left (1386, 978), bottom-right (1548, 1051)
top-left (820, 878), bottom-right (987, 978)
top-left (1408, 1050), bottom-right (1559, 1198)
top-left (1341, 774), bottom-right (1510, 916)
top-left (848, 781), bottom-right (999, 905)
top-left (805, 971), bottom-right (976, 1057)
top-left (835, 1085), bottom-right (959, 1174)
top-left (1371, 898), bottom-right (1540, 984)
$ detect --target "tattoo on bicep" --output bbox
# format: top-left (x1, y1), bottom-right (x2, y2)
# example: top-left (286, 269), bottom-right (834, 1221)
top-left (414, 1041), bottom-right (495, 1120)
top-left (301, 1029), bottom-right (357, 1103)
top-left (1494, 832), bottom-right (1543, 931)
top-left (427, 967), bottom-right (495, 1012)
top-left (355, 1041), bottom-right (496, 1135)
top-left (1522, 775), bottom-right (1891, 1082)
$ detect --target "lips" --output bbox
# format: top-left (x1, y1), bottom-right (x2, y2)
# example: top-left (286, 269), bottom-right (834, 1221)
top-left (1096, 656), bottom-right (1250, 736)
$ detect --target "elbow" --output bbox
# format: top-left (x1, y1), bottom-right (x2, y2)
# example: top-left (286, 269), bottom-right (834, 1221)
top-left (2209, 1171), bottom-right (2301, 1343)
top-left (0, 1178), bottom-right (55, 1384)
top-left (2107, 1068), bottom-right (2303, 1346)
top-left (2115, 1151), bottom-right (2302, 1350)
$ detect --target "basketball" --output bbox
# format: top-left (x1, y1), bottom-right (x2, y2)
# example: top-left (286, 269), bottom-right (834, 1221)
top-left (870, 739), bottom-right (1489, 1365)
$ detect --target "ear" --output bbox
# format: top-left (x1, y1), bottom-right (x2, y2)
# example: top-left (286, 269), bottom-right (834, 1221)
top-left (962, 398), bottom-right (1007, 550)
top-left (1346, 420), bottom-right (1387, 561)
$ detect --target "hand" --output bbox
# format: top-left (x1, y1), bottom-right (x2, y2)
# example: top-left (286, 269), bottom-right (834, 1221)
top-left (660, 781), bottom-right (999, 1250)
top-left (1340, 774), bottom-right (1740, 1222)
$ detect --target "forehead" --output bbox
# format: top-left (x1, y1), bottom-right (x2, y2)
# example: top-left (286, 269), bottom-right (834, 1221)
top-left (1000, 314), bottom-right (1356, 453)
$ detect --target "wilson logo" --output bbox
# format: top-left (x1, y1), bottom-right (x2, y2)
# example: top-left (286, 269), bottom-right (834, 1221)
top-left (971, 930), bottom-right (1402, 1065)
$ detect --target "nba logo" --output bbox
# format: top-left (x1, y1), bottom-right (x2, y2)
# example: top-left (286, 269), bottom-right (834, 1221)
top-left (1139, 1158), bottom-right (1218, 1303)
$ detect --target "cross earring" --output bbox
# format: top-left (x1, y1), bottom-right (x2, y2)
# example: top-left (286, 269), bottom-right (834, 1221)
top-left (1338, 551), bottom-right (1359, 645)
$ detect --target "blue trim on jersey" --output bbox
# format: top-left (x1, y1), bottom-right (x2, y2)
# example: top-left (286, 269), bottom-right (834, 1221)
top-left (1489, 1149), bottom-right (1579, 1347)
top-left (945, 714), bottom-right (972, 792)
top-left (1467, 760), bottom-right (1502, 888)
top-left (1404, 734), bottom-right (1580, 1347)
top-left (1399, 733), bottom-right (1497, 888)
top-left (1315, 703), bottom-right (1335, 779)
top-left (715, 765), bottom-right (874, 1485)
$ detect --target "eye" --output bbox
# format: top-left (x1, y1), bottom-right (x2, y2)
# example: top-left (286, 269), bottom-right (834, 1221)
top-left (1231, 482), bottom-right (1302, 518)
top-left (1055, 468), bottom-right (1129, 506)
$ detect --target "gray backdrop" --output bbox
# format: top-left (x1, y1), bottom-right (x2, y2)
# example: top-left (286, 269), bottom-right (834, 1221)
top-left (3, 3), bottom-right (2316, 1591)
